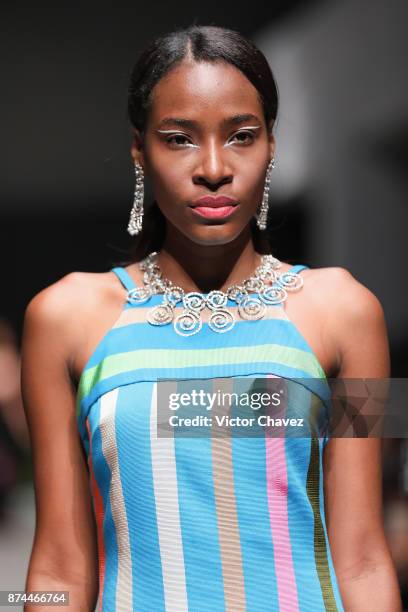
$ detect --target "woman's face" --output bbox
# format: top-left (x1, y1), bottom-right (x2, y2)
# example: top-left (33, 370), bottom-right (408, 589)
top-left (131, 59), bottom-right (275, 247)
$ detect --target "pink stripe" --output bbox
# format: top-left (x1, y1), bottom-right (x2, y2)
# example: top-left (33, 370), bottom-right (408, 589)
top-left (265, 375), bottom-right (299, 611)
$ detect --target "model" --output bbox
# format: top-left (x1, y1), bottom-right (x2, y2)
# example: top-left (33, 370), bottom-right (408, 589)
top-left (21, 25), bottom-right (402, 611)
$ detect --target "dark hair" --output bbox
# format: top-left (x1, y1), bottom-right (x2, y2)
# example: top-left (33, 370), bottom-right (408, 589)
top-left (124, 24), bottom-right (279, 263)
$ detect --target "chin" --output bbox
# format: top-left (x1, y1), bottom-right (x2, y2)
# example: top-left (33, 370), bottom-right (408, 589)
top-left (186, 225), bottom-right (247, 247)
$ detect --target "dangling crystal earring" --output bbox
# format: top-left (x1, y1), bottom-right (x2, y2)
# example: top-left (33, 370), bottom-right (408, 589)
top-left (127, 162), bottom-right (145, 236)
top-left (256, 157), bottom-right (275, 231)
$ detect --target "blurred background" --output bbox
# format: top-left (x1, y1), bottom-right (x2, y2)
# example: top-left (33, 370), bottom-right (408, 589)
top-left (1, 0), bottom-right (407, 608)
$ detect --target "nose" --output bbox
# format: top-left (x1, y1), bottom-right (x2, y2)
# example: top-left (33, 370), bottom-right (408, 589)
top-left (193, 140), bottom-right (232, 188)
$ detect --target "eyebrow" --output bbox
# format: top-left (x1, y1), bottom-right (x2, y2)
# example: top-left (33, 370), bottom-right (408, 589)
top-left (156, 113), bottom-right (261, 130)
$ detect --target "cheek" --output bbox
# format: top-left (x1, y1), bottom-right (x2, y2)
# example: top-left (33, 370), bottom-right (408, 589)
top-left (239, 166), bottom-right (267, 202)
top-left (149, 168), bottom-right (188, 223)
top-left (247, 168), bottom-right (265, 190)
top-left (146, 151), bottom-right (188, 202)
top-left (153, 173), bottom-right (185, 206)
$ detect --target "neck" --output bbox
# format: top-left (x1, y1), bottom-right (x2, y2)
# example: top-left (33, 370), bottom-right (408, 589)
top-left (155, 226), bottom-right (265, 293)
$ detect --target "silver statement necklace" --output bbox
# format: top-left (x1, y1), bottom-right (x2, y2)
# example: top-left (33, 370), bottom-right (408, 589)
top-left (126, 251), bottom-right (304, 337)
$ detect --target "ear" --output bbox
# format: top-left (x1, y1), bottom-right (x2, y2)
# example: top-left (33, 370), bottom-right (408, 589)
top-left (130, 128), bottom-right (146, 168)
top-left (267, 125), bottom-right (276, 160)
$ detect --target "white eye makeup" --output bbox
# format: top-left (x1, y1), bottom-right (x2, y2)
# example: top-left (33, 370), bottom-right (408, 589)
top-left (156, 126), bottom-right (262, 148)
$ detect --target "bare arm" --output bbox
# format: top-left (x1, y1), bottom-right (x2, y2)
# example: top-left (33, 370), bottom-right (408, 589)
top-left (323, 269), bottom-right (402, 611)
top-left (21, 276), bottom-right (98, 611)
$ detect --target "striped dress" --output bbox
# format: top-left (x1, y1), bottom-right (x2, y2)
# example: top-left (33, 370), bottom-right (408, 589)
top-left (76, 263), bottom-right (345, 612)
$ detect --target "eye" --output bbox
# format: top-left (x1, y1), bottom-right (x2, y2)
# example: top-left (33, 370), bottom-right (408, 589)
top-left (163, 129), bottom-right (258, 148)
top-left (166, 134), bottom-right (195, 148)
top-left (228, 130), bottom-right (256, 145)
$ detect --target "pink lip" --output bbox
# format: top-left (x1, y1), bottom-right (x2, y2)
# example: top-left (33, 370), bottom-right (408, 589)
top-left (190, 205), bottom-right (238, 219)
top-left (190, 195), bottom-right (238, 208)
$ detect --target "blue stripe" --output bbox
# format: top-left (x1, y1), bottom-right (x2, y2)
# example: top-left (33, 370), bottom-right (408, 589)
top-left (231, 431), bottom-right (280, 609)
top-left (114, 383), bottom-right (166, 610)
top-left (88, 398), bottom-right (119, 612)
top-left (174, 379), bottom-right (226, 611)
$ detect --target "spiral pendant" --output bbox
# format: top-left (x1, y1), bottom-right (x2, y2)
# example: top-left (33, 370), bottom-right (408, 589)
top-left (206, 290), bottom-right (228, 310)
top-left (259, 285), bottom-right (288, 305)
top-left (127, 285), bottom-right (152, 304)
top-left (237, 296), bottom-right (266, 320)
top-left (147, 303), bottom-right (174, 326)
top-left (174, 309), bottom-right (202, 336)
top-left (277, 271), bottom-right (304, 292)
top-left (183, 292), bottom-right (207, 312)
top-left (208, 308), bottom-right (235, 333)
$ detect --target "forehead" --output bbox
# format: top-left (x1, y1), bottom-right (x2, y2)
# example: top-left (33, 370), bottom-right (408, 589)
top-left (148, 60), bottom-right (263, 123)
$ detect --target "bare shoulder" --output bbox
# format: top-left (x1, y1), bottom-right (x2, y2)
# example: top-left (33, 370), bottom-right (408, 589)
top-left (303, 265), bottom-right (389, 376)
top-left (24, 270), bottom-right (119, 323)
top-left (23, 270), bottom-right (123, 368)
top-left (303, 265), bottom-right (385, 319)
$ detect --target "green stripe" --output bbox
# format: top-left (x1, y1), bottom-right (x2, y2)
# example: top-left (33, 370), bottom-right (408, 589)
top-left (77, 343), bottom-right (325, 404)
top-left (306, 394), bottom-right (338, 611)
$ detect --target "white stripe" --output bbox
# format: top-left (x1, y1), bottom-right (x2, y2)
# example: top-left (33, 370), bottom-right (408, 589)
top-left (100, 388), bottom-right (133, 611)
top-left (150, 382), bottom-right (189, 611)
